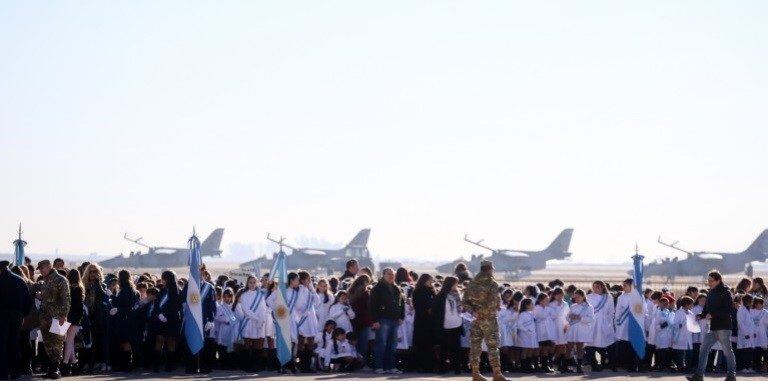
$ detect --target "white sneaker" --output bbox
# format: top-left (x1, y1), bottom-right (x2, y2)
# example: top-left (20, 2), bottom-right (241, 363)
top-left (375, 368), bottom-right (386, 374)
top-left (387, 369), bottom-right (403, 374)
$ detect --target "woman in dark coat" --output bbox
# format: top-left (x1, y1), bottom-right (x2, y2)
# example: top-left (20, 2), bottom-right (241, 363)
top-left (82, 264), bottom-right (110, 371)
top-left (111, 270), bottom-right (139, 371)
top-left (412, 273), bottom-right (438, 372)
top-left (152, 270), bottom-right (182, 372)
top-left (63, 269), bottom-right (84, 375)
top-left (349, 274), bottom-right (373, 366)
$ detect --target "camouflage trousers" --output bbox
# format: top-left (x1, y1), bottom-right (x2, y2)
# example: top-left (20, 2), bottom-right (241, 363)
top-left (40, 317), bottom-right (65, 364)
top-left (469, 317), bottom-right (501, 369)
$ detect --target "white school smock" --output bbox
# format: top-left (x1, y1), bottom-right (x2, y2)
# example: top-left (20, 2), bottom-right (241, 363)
top-left (652, 308), bottom-right (674, 349)
top-left (587, 293), bottom-right (615, 348)
top-left (215, 302), bottom-right (236, 346)
top-left (566, 302), bottom-right (594, 343)
top-left (671, 309), bottom-right (692, 350)
top-left (515, 311), bottom-right (538, 349)
top-left (534, 305), bottom-right (555, 342)
top-left (497, 308), bottom-right (515, 347)
top-left (236, 289), bottom-right (268, 339)
top-left (328, 303), bottom-right (356, 333)
top-left (736, 305), bottom-right (755, 349)
top-left (315, 292), bottom-right (335, 332)
top-left (750, 308), bottom-right (768, 349)
top-left (294, 285), bottom-right (319, 338)
top-left (322, 339), bottom-right (358, 367)
top-left (549, 301), bottom-right (570, 345)
top-left (614, 293), bottom-right (632, 341)
top-left (314, 330), bottom-right (334, 357)
top-left (691, 305), bottom-right (704, 344)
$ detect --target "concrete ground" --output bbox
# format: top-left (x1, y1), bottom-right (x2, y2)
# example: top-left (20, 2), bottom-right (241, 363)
top-left (55, 370), bottom-right (765, 381)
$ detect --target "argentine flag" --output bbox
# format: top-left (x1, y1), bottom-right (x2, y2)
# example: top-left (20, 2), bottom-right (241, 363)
top-left (14, 226), bottom-right (26, 267)
top-left (269, 251), bottom-right (293, 366)
top-left (628, 252), bottom-right (646, 359)
top-left (183, 231), bottom-right (205, 355)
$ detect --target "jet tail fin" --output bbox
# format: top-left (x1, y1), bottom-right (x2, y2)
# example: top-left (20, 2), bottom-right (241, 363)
top-left (744, 229), bottom-right (768, 261)
top-left (201, 228), bottom-right (225, 256)
top-left (544, 229), bottom-right (574, 257)
top-left (346, 229), bottom-right (370, 248)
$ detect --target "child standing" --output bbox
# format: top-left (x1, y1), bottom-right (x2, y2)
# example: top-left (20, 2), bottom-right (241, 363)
top-left (534, 293), bottom-right (555, 372)
top-left (516, 298), bottom-right (538, 372)
top-left (652, 297), bottom-right (674, 371)
top-left (736, 294), bottom-right (756, 372)
top-left (565, 289), bottom-right (594, 373)
top-left (671, 296), bottom-right (694, 372)
top-left (328, 291), bottom-right (356, 333)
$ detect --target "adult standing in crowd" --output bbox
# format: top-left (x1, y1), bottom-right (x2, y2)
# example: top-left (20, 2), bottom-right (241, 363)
top-left (0, 261), bottom-right (33, 380)
top-left (349, 274), bottom-right (373, 368)
top-left (339, 259), bottom-right (359, 283)
top-left (37, 260), bottom-right (71, 379)
top-left (369, 268), bottom-right (404, 374)
top-left (687, 271), bottom-right (737, 381)
top-left (431, 276), bottom-right (463, 374)
top-left (463, 260), bottom-right (508, 381)
top-left (412, 273), bottom-right (437, 372)
top-left (62, 269), bottom-right (84, 376)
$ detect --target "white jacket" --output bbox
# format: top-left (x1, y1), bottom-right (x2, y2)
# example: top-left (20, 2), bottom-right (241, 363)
top-left (236, 289), bottom-right (268, 339)
top-left (328, 303), bottom-right (356, 333)
top-left (736, 305), bottom-right (756, 349)
top-left (587, 293), bottom-right (615, 348)
top-left (566, 302), bottom-right (594, 343)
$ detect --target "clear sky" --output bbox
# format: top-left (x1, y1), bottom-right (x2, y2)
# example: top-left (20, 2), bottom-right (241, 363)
top-left (1, 1), bottom-right (766, 264)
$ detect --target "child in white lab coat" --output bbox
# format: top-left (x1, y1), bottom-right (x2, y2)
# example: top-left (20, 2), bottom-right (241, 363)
top-left (328, 291), bottom-right (356, 333)
top-left (565, 289), bottom-right (594, 374)
top-left (314, 320), bottom-right (337, 372)
top-left (652, 297), bottom-right (674, 371)
top-left (323, 328), bottom-right (362, 372)
top-left (750, 297), bottom-right (768, 372)
top-left (534, 293), bottom-right (555, 372)
top-left (671, 296), bottom-right (694, 372)
top-left (735, 294), bottom-right (756, 372)
top-left (517, 298), bottom-right (538, 372)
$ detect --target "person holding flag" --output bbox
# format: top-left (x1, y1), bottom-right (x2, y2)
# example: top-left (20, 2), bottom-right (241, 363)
top-left (234, 275), bottom-right (268, 372)
top-left (181, 230), bottom-right (215, 374)
top-left (615, 249), bottom-right (647, 372)
top-left (265, 250), bottom-right (295, 373)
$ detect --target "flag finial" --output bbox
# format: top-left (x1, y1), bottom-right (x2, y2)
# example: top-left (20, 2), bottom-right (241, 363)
top-left (17, 223), bottom-right (22, 240)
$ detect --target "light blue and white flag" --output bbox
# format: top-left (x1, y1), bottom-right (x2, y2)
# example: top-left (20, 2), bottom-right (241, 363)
top-left (183, 230), bottom-right (205, 355)
top-left (269, 251), bottom-right (292, 366)
top-left (13, 224), bottom-right (26, 267)
top-left (628, 252), bottom-right (646, 359)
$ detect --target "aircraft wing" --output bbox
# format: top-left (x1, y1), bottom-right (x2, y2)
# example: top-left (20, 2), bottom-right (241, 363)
top-left (499, 250), bottom-right (529, 258)
top-left (302, 249), bottom-right (327, 256)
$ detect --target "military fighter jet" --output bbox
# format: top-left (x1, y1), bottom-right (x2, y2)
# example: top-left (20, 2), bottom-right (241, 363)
top-left (436, 229), bottom-right (574, 280)
top-left (239, 229), bottom-right (375, 275)
top-left (645, 229), bottom-right (768, 281)
top-left (99, 228), bottom-right (224, 269)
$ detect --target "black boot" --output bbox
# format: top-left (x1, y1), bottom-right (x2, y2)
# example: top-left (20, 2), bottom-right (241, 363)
top-left (152, 351), bottom-right (162, 373)
top-left (46, 363), bottom-right (61, 380)
top-left (575, 359), bottom-right (583, 374)
top-left (165, 351), bottom-right (175, 372)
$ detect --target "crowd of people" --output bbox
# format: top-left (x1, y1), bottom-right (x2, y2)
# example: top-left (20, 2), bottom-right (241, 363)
top-left (1, 256), bottom-right (767, 380)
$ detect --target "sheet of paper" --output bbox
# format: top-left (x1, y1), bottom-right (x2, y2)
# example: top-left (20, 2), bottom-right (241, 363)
top-left (49, 320), bottom-right (71, 336)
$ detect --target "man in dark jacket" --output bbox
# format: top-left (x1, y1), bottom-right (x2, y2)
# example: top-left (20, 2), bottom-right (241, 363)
top-left (688, 271), bottom-right (736, 381)
top-left (369, 268), bottom-right (404, 374)
top-left (339, 259), bottom-right (359, 283)
top-left (0, 261), bottom-right (33, 380)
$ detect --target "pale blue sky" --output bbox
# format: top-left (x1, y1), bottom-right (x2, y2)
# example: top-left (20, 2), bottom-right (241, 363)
top-left (1, 1), bottom-right (766, 263)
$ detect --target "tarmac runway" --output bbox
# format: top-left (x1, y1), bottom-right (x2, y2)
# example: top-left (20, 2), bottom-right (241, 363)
top-left (57, 370), bottom-right (764, 381)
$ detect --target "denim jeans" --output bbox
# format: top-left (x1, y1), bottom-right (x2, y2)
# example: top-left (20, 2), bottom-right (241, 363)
top-left (373, 318), bottom-right (399, 371)
top-left (355, 326), bottom-right (371, 365)
top-left (696, 329), bottom-right (736, 376)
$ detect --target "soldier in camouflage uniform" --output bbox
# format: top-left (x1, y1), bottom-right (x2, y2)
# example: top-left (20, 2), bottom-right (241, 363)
top-left (462, 260), bottom-right (509, 381)
top-left (37, 260), bottom-right (71, 380)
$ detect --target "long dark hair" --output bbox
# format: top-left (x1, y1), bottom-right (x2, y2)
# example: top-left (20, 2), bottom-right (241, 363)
top-left (332, 327), bottom-right (346, 355)
top-left (161, 270), bottom-right (178, 296)
top-left (68, 268), bottom-right (84, 295)
top-left (437, 276), bottom-right (458, 298)
top-left (286, 272), bottom-right (298, 288)
top-left (395, 267), bottom-right (412, 284)
top-left (118, 269), bottom-right (136, 294)
top-left (414, 273), bottom-right (435, 295)
top-left (348, 274), bottom-right (371, 303)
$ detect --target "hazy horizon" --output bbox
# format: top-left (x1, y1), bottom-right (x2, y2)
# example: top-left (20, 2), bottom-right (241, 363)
top-left (2, 2), bottom-right (767, 265)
